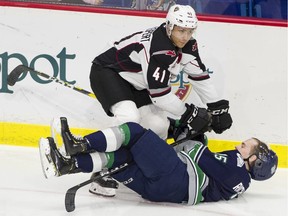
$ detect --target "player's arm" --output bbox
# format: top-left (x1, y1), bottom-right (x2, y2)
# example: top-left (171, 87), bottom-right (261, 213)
top-left (182, 44), bottom-right (232, 134)
top-left (146, 54), bottom-right (211, 135)
top-left (146, 53), bottom-right (185, 116)
top-left (188, 73), bottom-right (221, 104)
top-left (189, 78), bottom-right (232, 134)
top-left (187, 69), bottom-right (232, 134)
top-left (182, 41), bottom-right (220, 104)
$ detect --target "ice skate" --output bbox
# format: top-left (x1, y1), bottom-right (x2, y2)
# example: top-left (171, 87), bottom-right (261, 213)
top-left (39, 137), bottom-right (80, 178)
top-left (89, 172), bottom-right (119, 197)
top-left (54, 117), bottom-right (89, 156)
top-left (52, 117), bottom-right (119, 196)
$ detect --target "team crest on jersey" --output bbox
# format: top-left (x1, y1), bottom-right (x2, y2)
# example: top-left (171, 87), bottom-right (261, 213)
top-left (174, 84), bottom-right (191, 101)
top-left (171, 71), bottom-right (192, 101)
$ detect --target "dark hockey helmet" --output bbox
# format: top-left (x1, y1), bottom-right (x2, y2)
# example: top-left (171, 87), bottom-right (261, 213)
top-left (248, 142), bottom-right (278, 181)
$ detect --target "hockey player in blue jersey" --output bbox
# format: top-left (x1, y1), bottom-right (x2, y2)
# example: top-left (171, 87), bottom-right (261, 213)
top-left (39, 117), bottom-right (278, 205)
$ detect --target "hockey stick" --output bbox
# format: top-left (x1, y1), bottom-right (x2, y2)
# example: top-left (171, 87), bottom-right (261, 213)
top-left (65, 163), bottom-right (130, 212)
top-left (64, 131), bottom-right (202, 212)
top-left (7, 65), bottom-right (96, 99)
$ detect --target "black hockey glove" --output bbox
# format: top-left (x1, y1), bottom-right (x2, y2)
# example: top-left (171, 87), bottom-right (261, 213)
top-left (207, 100), bottom-right (233, 134)
top-left (178, 103), bottom-right (211, 134)
top-left (167, 117), bottom-right (191, 140)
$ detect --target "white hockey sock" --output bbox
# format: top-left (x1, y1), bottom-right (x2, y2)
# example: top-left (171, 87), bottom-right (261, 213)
top-left (90, 152), bottom-right (108, 173)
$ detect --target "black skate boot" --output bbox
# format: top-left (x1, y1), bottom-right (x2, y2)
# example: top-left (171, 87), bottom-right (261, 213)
top-left (89, 172), bottom-right (119, 197)
top-left (60, 117), bottom-right (89, 156)
top-left (39, 137), bottom-right (80, 178)
top-left (57, 117), bottom-right (118, 196)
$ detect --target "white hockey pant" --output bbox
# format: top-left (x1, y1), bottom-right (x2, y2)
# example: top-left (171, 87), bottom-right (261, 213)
top-left (110, 100), bottom-right (169, 139)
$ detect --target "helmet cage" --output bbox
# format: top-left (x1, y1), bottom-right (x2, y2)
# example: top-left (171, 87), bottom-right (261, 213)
top-left (246, 143), bottom-right (278, 181)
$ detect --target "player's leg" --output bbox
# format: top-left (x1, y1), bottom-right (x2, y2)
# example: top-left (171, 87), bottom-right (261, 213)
top-left (113, 129), bottom-right (189, 203)
top-left (39, 136), bottom-right (132, 178)
top-left (89, 63), bottom-right (139, 117)
top-left (53, 117), bottom-right (147, 196)
top-left (87, 101), bottom-right (141, 197)
top-left (50, 116), bottom-right (119, 196)
top-left (40, 121), bottom-right (146, 177)
top-left (138, 104), bottom-right (170, 139)
top-left (110, 100), bottom-right (141, 125)
top-left (89, 64), bottom-right (142, 196)
top-left (56, 121), bottom-right (146, 161)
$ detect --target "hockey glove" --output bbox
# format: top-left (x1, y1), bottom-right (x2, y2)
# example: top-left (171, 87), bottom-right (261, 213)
top-left (178, 103), bottom-right (211, 134)
top-left (207, 100), bottom-right (232, 134)
top-left (167, 118), bottom-right (191, 140)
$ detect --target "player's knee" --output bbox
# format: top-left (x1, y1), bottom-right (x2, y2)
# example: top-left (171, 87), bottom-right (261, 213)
top-left (112, 101), bottom-right (141, 124)
top-left (150, 120), bottom-right (169, 140)
top-left (126, 122), bottom-right (145, 134)
top-left (122, 122), bottom-right (146, 147)
top-left (122, 111), bottom-right (141, 124)
top-left (116, 111), bottom-right (141, 124)
top-left (141, 115), bottom-right (169, 139)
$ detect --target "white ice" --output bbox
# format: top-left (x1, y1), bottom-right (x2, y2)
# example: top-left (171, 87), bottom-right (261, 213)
top-left (0, 145), bottom-right (287, 216)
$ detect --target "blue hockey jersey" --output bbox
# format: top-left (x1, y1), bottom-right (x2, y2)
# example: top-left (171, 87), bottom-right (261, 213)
top-left (181, 141), bottom-right (251, 202)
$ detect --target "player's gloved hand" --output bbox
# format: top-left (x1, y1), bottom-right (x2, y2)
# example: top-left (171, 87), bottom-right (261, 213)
top-left (167, 118), bottom-right (179, 139)
top-left (167, 118), bottom-right (191, 140)
top-left (179, 103), bottom-right (211, 134)
top-left (207, 99), bottom-right (232, 134)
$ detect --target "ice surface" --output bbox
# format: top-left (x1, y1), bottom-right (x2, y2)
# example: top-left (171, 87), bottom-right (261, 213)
top-left (0, 145), bottom-right (287, 216)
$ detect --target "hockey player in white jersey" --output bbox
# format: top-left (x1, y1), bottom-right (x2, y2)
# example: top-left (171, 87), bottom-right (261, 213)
top-left (88, 5), bottom-right (233, 196)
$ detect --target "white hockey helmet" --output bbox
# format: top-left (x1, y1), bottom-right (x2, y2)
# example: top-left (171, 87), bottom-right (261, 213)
top-left (166, 4), bottom-right (198, 37)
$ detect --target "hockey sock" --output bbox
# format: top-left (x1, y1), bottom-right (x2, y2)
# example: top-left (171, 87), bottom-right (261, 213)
top-left (84, 126), bottom-right (124, 152)
top-left (74, 152), bottom-right (107, 173)
top-left (119, 122), bottom-right (146, 148)
top-left (83, 122), bottom-right (146, 151)
top-left (74, 148), bottom-right (132, 173)
top-left (106, 148), bottom-right (132, 169)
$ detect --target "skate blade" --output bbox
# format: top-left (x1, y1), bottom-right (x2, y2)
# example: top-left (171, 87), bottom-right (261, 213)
top-left (50, 117), bottom-right (62, 135)
top-left (50, 118), bottom-right (63, 146)
top-left (88, 181), bottom-right (116, 197)
top-left (39, 137), bottom-right (58, 179)
top-left (50, 117), bottom-right (71, 157)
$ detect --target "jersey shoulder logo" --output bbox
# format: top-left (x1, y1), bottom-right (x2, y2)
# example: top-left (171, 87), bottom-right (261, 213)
top-left (192, 41), bottom-right (198, 52)
top-left (152, 50), bottom-right (176, 57)
top-left (165, 50), bottom-right (177, 57)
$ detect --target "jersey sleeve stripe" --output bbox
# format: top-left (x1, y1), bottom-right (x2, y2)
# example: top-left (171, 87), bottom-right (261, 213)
top-left (148, 87), bottom-right (171, 97)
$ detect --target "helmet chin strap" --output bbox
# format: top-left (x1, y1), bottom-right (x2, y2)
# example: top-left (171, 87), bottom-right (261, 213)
top-left (165, 23), bottom-right (172, 38)
top-left (244, 154), bottom-right (256, 171)
top-left (166, 26), bottom-right (176, 46)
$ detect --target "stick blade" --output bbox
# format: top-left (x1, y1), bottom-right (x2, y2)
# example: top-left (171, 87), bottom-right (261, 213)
top-left (7, 65), bottom-right (30, 86)
top-left (65, 187), bottom-right (77, 212)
